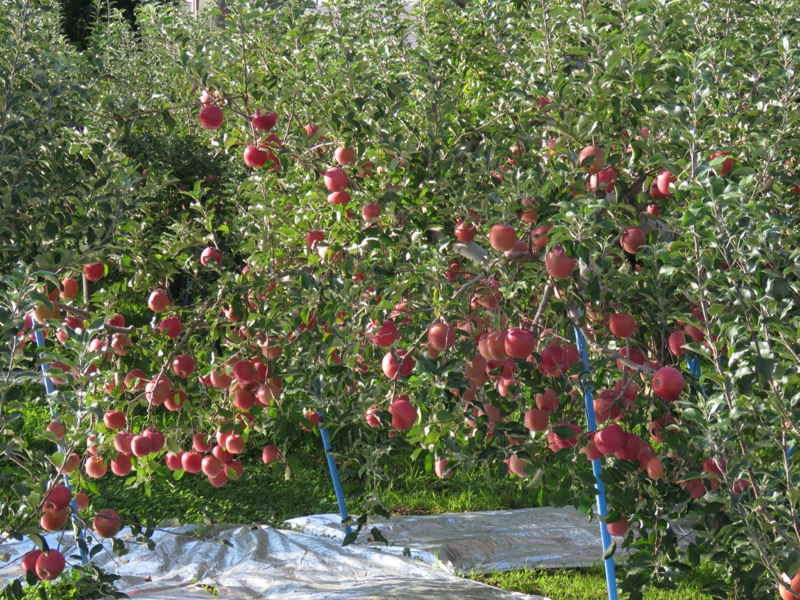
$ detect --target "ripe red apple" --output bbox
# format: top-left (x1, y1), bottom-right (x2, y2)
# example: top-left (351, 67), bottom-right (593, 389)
top-left (614, 432), bottom-right (642, 461)
top-left (165, 451), bottom-right (183, 471)
top-left (539, 343), bottom-right (579, 376)
top-left (588, 167), bottom-right (617, 192)
top-left (62, 452), bottom-right (80, 474)
top-left (181, 452), bottom-right (203, 473)
top-left (262, 445), bottom-right (283, 463)
top-left (646, 203), bottom-right (660, 216)
top-left (35, 550), bottom-right (66, 581)
top-left (111, 453), bottom-right (132, 476)
top-left (85, 456), bottom-right (107, 478)
top-left (489, 225), bottom-right (517, 252)
top-left (504, 328), bottom-right (535, 359)
top-left (306, 230), bottom-right (325, 250)
top-left (524, 408), bottom-right (549, 432)
top-left (21, 550), bottom-right (42, 577)
top-left (620, 227), bottom-right (646, 254)
top-left (648, 178), bottom-right (668, 200)
top-left (579, 145), bottom-right (605, 174)
top-left (652, 367), bottom-right (684, 401)
top-left (548, 422), bottom-right (581, 451)
top-left (158, 316), bottom-right (182, 339)
top-left (46, 420), bottom-right (66, 440)
top-left (226, 434), bottom-right (245, 454)
top-left (43, 484), bottom-right (72, 512)
top-left (710, 151), bottom-right (733, 176)
top-left (40, 508), bottom-right (68, 532)
top-left (362, 203), bottom-right (381, 221)
top-left (199, 105), bottom-right (223, 129)
top-left (535, 388), bottom-right (560, 411)
top-left (434, 459), bottom-right (454, 479)
top-left (507, 454), bottom-right (531, 478)
top-left (113, 431), bottom-right (133, 454)
top-left (147, 289), bottom-right (170, 312)
top-left (779, 571), bottom-right (800, 600)
top-left (251, 110), bottom-right (277, 131)
top-left (93, 509), bottom-right (123, 539)
top-left (609, 314), bottom-right (636, 338)
top-left (656, 170), bottom-right (676, 196)
top-left (145, 376), bottom-right (172, 405)
top-left (201, 455), bottom-right (224, 477)
top-left (594, 423), bottom-right (626, 455)
top-left (368, 319), bottom-right (398, 347)
top-left (519, 198), bottom-right (538, 223)
top-left (130, 435), bottom-right (153, 457)
top-left (545, 245), bottom-right (575, 279)
top-left (232, 360), bottom-right (257, 384)
top-left (171, 354), bottom-right (196, 378)
top-left (84, 262), bottom-right (105, 282)
top-left (323, 167), bottom-right (348, 192)
top-left (606, 516), bottom-right (629, 537)
top-left (61, 277), bottom-right (79, 299)
top-left (103, 410), bottom-right (126, 430)
top-left (382, 350), bottom-right (414, 379)
top-left (200, 246), bottom-right (223, 266)
top-left (668, 331), bottom-right (688, 356)
top-left (455, 221), bottom-right (477, 242)
top-left (428, 323), bottom-right (456, 350)
top-left (389, 396), bottom-right (417, 430)
top-left (125, 368), bottom-right (147, 391)
top-left (143, 427), bottom-right (165, 453)
top-left (244, 144), bottom-right (271, 168)
top-left (302, 409), bottom-right (322, 431)
top-left (365, 406), bottom-right (381, 427)
top-left (327, 190), bottom-right (351, 205)
top-left (334, 146), bottom-right (355, 165)
top-left (646, 456), bottom-right (665, 480)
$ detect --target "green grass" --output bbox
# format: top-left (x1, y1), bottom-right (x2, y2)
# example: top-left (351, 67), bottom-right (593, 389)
top-left (474, 565), bottom-right (716, 600)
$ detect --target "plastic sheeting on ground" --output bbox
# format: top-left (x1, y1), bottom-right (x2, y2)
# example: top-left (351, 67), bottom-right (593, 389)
top-left (288, 507), bottom-right (626, 574)
top-left (0, 524), bottom-right (546, 599)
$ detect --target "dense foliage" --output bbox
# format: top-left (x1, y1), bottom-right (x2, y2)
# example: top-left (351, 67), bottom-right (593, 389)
top-left (1, 0), bottom-right (799, 598)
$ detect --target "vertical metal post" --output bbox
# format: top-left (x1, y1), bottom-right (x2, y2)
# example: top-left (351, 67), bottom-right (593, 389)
top-left (317, 412), bottom-right (352, 535)
top-left (574, 328), bottom-right (619, 600)
top-left (32, 317), bottom-right (87, 563)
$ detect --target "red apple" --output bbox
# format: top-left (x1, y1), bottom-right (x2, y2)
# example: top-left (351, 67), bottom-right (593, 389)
top-left (40, 508), bottom-right (68, 531)
top-left (455, 221), bottom-right (477, 242)
top-left (489, 225), bottom-right (517, 252)
top-left (181, 452), bottom-right (203, 473)
top-left (609, 314), bottom-right (636, 338)
top-left (656, 170), bottom-right (676, 196)
top-left (61, 277), bottom-right (79, 299)
top-left (588, 167), bottom-right (617, 192)
top-left (594, 423), bottom-right (626, 455)
top-left (428, 323), bottom-right (456, 350)
top-left (21, 550), bottom-right (42, 577)
top-left (113, 431), bottom-right (133, 454)
top-left (130, 435), bottom-right (153, 457)
top-left (124, 368), bottom-right (147, 391)
top-left (579, 145), bottom-right (605, 174)
top-left (172, 355), bottom-right (196, 378)
top-left (103, 410), bottom-right (126, 430)
top-left (261, 445), bottom-right (283, 463)
top-left (382, 350), bottom-right (414, 379)
top-left (83, 263), bottom-right (105, 282)
top-left (143, 427), bottom-right (165, 453)
top-left (35, 550), bottom-right (66, 581)
top-left (504, 328), bottom-right (535, 359)
top-left (646, 203), bottom-right (660, 216)
top-left (668, 331), bottom-right (688, 356)
top-left (148, 289), bottom-right (170, 312)
top-left (362, 203), bottom-right (381, 221)
top-left (606, 516), bottom-right (629, 537)
top-left (46, 420), bottom-right (66, 440)
top-left (434, 459), bottom-right (454, 479)
top-left (199, 105), bottom-right (223, 130)
top-left (158, 316), bottom-right (182, 339)
top-left (43, 484), bottom-right (72, 512)
top-left (368, 319), bottom-right (398, 347)
top-left (85, 456), bottom-right (107, 478)
top-left (620, 227), bottom-right (646, 254)
top-left (323, 167), bottom-right (348, 192)
top-left (524, 408), bottom-right (549, 432)
top-left (389, 396), bottom-right (416, 430)
top-left (652, 367), bottom-right (684, 401)
top-left (251, 110), bottom-right (277, 131)
top-left (327, 190), bottom-right (351, 205)
top-left (334, 146), bottom-right (355, 165)
top-left (93, 509), bottom-right (122, 538)
top-left (545, 245), bottom-right (575, 279)
top-left (110, 453), bottom-right (132, 476)
top-left (200, 246), bottom-right (223, 266)
top-left (710, 151), bottom-right (733, 176)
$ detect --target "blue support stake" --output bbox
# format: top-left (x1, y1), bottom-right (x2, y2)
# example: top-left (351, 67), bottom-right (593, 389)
top-left (317, 412), bottom-right (352, 535)
top-left (574, 328), bottom-right (619, 600)
top-left (32, 320), bottom-right (88, 563)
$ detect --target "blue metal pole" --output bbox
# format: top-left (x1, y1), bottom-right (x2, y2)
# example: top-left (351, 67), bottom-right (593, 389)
top-left (574, 327), bottom-right (619, 600)
top-left (32, 317), bottom-right (88, 563)
top-left (317, 411), bottom-right (352, 535)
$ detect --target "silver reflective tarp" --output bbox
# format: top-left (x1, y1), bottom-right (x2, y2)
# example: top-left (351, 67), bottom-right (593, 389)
top-left (0, 523), bottom-right (546, 599)
top-left (288, 507), bottom-right (619, 574)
